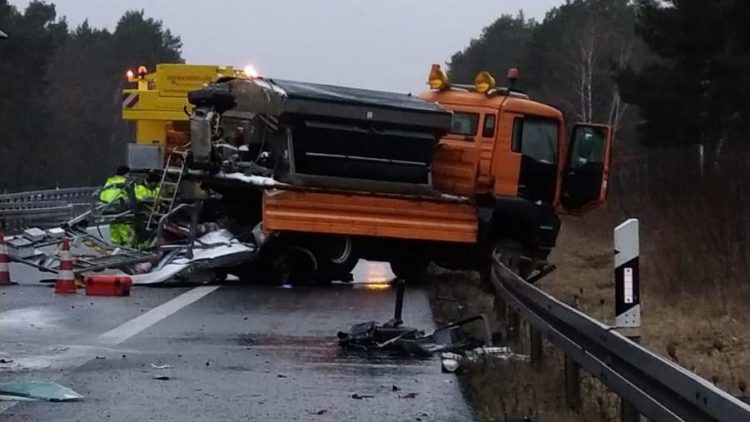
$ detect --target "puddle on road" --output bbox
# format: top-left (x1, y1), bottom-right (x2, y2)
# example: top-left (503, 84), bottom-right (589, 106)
top-left (0, 307), bottom-right (65, 329)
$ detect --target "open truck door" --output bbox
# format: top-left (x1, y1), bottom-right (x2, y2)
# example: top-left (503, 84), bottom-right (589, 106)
top-left (556, 124), bottom-right (612, 215)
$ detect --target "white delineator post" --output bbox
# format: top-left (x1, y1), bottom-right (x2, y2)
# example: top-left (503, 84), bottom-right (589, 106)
top-left (614, 219), bottom-right (641, 331)
top-left (614, 219), bottom-right (641, 422)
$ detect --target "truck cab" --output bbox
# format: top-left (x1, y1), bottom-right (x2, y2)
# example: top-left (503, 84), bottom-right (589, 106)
top-left (419, 65), bottom-right (612, 270)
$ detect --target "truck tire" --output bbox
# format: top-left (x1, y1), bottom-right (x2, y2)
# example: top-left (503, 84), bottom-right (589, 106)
top-left (314, 237), bottom-right (357, 284)
top-left (274, 246), bottom-right (318, 285)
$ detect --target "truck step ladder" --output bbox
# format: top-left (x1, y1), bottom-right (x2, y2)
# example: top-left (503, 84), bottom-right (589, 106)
top-left (146, 150), bottom-right (187, 232)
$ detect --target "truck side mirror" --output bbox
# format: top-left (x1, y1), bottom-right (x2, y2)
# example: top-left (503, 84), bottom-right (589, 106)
top-left (557, 124), bottom-right (612, 214)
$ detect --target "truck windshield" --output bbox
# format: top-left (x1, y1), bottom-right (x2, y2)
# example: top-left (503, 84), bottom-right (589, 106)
top-left (449, 112), bottom-right (478, 136)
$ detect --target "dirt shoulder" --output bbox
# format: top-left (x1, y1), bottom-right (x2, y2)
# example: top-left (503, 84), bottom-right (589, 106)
top-left (430, 217), bottom-right (750, 421)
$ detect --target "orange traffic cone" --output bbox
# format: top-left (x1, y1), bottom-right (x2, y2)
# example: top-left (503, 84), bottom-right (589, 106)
top-left (55, 238), bottom-right (76, 294)
top-left (0, 231), bottom-right (14, 286)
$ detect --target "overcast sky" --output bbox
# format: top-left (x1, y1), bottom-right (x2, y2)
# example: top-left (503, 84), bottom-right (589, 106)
top-left (12, 0), bottom-right (563, 92)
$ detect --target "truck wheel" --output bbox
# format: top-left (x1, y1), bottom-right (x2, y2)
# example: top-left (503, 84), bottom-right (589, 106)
top-left (274, 246), bottom-right (318, 285)
top-left (314, 237), bottom-right (357, 284)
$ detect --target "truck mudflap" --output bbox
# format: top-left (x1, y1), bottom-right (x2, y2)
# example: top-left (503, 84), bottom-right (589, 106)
top-left (262, 189), bottom-right (478, 243)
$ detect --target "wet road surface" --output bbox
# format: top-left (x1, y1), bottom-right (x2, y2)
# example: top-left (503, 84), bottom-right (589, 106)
top-left (0, 263), bottom-right (474, 421)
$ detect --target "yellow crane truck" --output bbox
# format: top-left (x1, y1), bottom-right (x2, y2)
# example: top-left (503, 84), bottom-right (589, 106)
top-left (121, 64), bottom-right (245, 168)
top-left (122, 64), bottom-right (612, 285)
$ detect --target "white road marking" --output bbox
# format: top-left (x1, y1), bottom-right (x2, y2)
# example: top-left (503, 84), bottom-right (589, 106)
top-left (97, 286), bottom-right (220, 345)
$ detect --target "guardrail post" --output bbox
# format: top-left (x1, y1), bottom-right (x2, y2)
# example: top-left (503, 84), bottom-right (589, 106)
top-left (565, 300), bottom-right (582, 410)
top-left (529, 326), bottom-right (542, 367)
top-left (506, 308), bottom-right (520, 343)
top-left (615, 219), bottom-right (642, 422)
top-left (564, 354), bottom-right (581, 410)
top-left (620, 398), bottom-right (641, 422)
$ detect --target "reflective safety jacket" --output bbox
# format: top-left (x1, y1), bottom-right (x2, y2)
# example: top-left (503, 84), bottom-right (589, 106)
top-left (135, 184), bottom-right (159, 202)
top-left (99, 176), bottom-right (128, 203)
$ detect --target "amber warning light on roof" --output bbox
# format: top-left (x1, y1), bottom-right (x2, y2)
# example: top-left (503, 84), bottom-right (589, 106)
top-left (428, 64), bottom-right (449, 90)
top-left (125, 66), bottom-right (149, 82)
top-left (474, 71), bottom-right (496, 94)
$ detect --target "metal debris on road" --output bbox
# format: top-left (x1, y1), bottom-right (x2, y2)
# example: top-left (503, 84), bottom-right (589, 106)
top-left (0, 381), bottom-right (83, 402)
top-left (441, 357), bottom-right (459, 373)
top-left (150, 363), bottom-right (174, 369)
top-left (5, 221), bottom-right (255, 287)
top-left (307, 409), bottom-right (328, 415)
top-left (351, 393), bottom-right (374, 399)
top-left (440, 347), bottom-right (529, 373)
top-left (338, 282), bottom-right (491, 356)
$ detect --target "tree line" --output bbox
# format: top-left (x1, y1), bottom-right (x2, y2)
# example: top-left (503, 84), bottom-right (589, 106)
top-left (0, 1), bottom-right (182, 192)
top-left (3, 1), bottom-right (749, 191)
top-left (448, 0), bottom-right (750, 149)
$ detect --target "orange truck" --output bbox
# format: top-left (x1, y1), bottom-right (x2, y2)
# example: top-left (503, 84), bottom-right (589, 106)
top-left (177, 64), bottom-right (612, 284)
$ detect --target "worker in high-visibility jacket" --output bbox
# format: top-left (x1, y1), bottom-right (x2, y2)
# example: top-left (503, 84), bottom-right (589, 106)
top-left (133, 171), bottom-right (161, 249)
top-left (99, 165), bottom-right (134, 247)
top-left (135, 171), bottom-right (160, 205)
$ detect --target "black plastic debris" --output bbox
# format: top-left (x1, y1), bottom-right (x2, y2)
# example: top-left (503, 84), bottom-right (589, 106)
top-left (337, 281), bottom-right (491, 356)
top-left (307, 409), bottom-right (328, 415)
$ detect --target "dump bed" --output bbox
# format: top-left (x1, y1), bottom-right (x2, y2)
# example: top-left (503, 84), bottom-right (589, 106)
top-left (189, 78), bottom-right (452, 194)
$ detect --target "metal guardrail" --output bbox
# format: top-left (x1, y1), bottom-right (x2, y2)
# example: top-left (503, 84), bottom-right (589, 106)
top-left (0, 187), bottom-right (97, 233)
top-left (491, 256), bottom-right (750, 422)
top-left (0, 186), bottom-right (97, 205)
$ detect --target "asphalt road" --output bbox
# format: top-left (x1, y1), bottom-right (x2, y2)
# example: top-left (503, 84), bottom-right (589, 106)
top-left (0, 262), bottom-right (474, 421)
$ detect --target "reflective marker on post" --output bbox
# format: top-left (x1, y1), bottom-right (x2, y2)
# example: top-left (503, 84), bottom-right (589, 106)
top-left (614, 219), bottom-right (641, 330)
